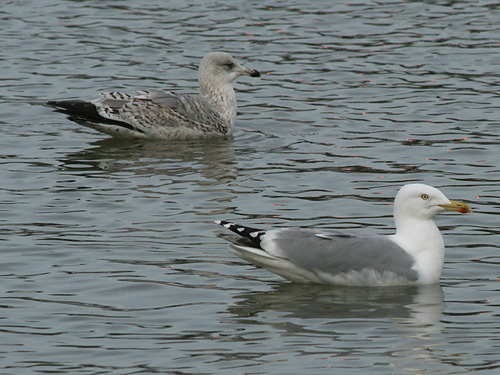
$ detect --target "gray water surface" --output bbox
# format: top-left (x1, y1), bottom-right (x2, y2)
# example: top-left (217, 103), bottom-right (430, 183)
top-left (2, 1), bottom-right (500, 374)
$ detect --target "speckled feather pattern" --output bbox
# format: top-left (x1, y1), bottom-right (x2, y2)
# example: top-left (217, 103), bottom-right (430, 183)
top-left (94, 90), bottom-right (229, 138)
top-left (48, 52), bottom-right (260, 139)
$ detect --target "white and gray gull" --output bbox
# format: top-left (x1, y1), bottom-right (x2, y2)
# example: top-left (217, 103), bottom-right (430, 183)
top-left (216, 184), bottom-right (472, 286)
top-left (47, 52), bottom-right (260, 139)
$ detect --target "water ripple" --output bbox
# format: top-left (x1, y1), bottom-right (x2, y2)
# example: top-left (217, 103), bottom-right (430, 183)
top-left (2, 0), bottom-right (500, 374)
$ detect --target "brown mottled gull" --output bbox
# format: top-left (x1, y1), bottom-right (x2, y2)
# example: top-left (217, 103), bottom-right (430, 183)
top-left (47, 52), bottom-right (260, 139)
top-left (216, 184), bottom-right (472, 286)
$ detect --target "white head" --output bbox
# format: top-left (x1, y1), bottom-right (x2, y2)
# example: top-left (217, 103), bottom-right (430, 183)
top-left (393, 183), bottom-right (471, 225)
top-left (198, 52), bottom-right (260, 89)
top-left (391, 183), bottom-right (471, 284)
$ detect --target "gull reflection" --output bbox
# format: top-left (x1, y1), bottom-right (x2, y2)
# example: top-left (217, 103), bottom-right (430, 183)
top-left (58, 137), bottom-right (237, 184)
top-left (228, 283), bottom-right (444, 330)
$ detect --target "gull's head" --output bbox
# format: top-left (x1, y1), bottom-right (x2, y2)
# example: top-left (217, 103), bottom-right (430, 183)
top-left (198, 52), bottom-right (260, 85)
top-left (393, 183), bottom-right (471, 221)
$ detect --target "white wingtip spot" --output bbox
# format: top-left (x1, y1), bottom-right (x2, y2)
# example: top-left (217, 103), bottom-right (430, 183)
top-left (214, 220), bottom-right (221, 225)
top-left (250, 231), bottom-right (259, 238)
top-left (237, 227), bottom-right (245, 232)
top-left (223, 224), bottom-right (232, 229)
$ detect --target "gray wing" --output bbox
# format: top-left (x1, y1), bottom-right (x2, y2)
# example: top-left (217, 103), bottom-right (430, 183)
top-left (94, 89), bottom-right (229, 134)
top-left (266, 229), bottom-right (419, 281)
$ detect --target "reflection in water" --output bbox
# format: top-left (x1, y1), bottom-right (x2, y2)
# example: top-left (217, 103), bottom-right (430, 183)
top-left (4, 0), bottom-right (500, 372)
top-left (58, 136), bottom-right (237, 185)
top-left (228, 283), bottom-right (445, 369)
top-left (229, 282), bottom-right (444, 323)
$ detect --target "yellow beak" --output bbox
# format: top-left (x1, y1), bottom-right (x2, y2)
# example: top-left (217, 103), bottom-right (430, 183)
top-left (439, 200), bottom-right (472, 214)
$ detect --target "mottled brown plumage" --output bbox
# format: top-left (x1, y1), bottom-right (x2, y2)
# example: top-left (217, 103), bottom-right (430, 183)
top-left (48, 52), bottom-right (260, 139)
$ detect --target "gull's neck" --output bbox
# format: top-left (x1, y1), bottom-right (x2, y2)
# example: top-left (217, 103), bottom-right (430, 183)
top-left (390, 216), bottom-right (445, 284)
top-left (199, 78), bottom-right (237, 131)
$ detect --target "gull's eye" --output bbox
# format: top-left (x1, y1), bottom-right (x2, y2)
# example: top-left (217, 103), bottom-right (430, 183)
top-left (224, 62), bottom-right (235, 69)
top-left (421, 194), bottom-right (429, 200)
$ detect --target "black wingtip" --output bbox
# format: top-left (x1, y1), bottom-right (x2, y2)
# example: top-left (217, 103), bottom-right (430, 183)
top-left (47, 100), bottom-right (101, 120)
top-left (215, 220), bottom-right (265, 247)
top-left (47, 99), bottom-right (142, 133)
